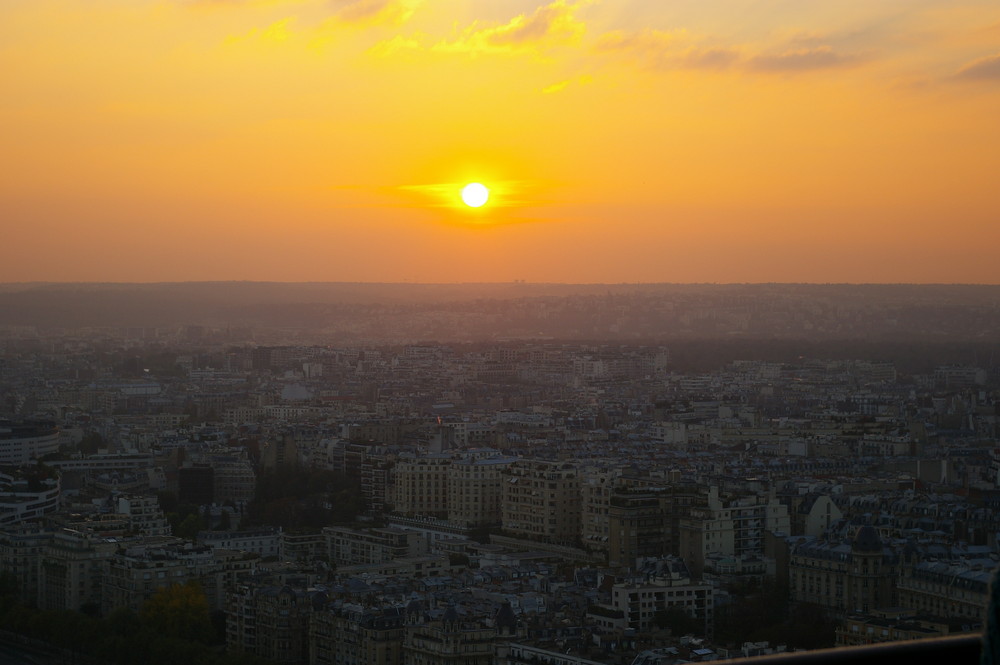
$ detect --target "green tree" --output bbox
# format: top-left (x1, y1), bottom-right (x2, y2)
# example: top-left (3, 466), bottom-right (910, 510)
top-left (174, 513), bottom-right (206, 541)
top-left (78, 431), bottom-right (104, 455)
top-left (140, 581), bottom-right (214, 644)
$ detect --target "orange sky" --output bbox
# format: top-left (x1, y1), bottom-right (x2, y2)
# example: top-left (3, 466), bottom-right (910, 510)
top-left (2, 0), bottom-right (999, 283)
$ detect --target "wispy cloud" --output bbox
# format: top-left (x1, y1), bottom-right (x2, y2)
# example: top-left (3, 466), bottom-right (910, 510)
top-left (593, 28), bottom-right (684, 55)
top-left (329, 0), bottom-right (421, 27)
top-left (432, 0), bottom-right (589, 56)
top-left (368, 33), bottom-right (423, 57)
top-left (747, 45), bottom-right (864, 72)
top-left (542, 80), bottom-right (569, 94)
top-left (682, 47), bottom-right (740, 69)
top-left (954, 53), bottom-right (1000, 80)
top-left (183, 0), bottom-right (312, 8)
top-left (593, 28), bottom-right (738, 71)
top-left (224, 16), bottom-right (297, 44)
top-left (592, 25), bottom-right (878, 76)
top-left (540, 73), bottom-right (592, 94)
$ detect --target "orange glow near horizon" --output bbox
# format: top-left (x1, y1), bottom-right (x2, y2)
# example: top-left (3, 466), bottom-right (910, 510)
top-left (1, 1), bottom-right (999, 283)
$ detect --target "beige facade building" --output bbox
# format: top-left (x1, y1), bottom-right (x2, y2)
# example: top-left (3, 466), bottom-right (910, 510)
top-left (392, 454), bottom-right (452, 518)
top-left (607, 488), bottom-right (674, 569)
top-left (895, 560), bottom-right (990, 623)
top-left (324, 526), bottom-right (426, 566)
top-left (835, 610), bottom-right (951, 647)
top-left (102, 540), bottom-right (251, 613)
top-left (679, 486), bottom-right (790, 578)
top-left (0, 524), bottom-right (49, 606)
top-left (38, 528), bottom-right (117, 611)
top-left (116, 494), bottom-right (171, 536)
top-left (402, 609), bottom-right (497, 665)
top-left (228, 584), bottom-right (319, 663)
top-left (606, 559), bottom-right (714, 634)
top-left (447, 456), bottom-right (516, 527)
top-left (501, 460), bottom-right (580, 546)
top-left (310, 605), bottom-right (405, 665)
top-left (788, 527), bottom-right (897, 615)
top-left (580, 468), bottom-right (622, 555)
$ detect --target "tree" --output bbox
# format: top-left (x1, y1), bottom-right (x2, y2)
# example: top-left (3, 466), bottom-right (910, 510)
top-left (140, 582), bottom-right (214, 644)
top-left (653, 606), bottom-right (701, 636)
top-left (0, 570), bottom-right (19, 598)
top-left (174, 513), bottom-right (205, 541)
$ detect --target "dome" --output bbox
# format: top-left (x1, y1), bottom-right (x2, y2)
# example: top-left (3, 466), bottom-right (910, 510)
top-left (852, 525), bottom-right (882, 553)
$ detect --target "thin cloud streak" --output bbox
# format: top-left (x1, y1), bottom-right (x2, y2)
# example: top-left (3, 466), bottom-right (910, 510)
top-left (431, 0), bottom-right (589, 55)
top-left (747, 46), bottom-right (865, 72)
top-left (954, 53), bottom-right (1000, 80)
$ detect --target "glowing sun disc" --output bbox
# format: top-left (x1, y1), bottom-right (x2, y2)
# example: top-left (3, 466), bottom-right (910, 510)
top-left (461, 182), bottom-right (489, 207)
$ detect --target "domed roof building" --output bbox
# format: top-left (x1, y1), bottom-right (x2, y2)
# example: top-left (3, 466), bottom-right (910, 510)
top-left (852, 525), bottom-right (883, 553)
top-left (789, 526), bottom-right (898, 615)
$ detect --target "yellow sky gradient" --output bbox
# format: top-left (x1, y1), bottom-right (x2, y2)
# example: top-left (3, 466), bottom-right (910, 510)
top-left (2, 0), bottom-right (999, 283)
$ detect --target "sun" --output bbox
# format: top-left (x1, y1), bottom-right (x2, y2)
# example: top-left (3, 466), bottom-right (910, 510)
top-left (461, 182), bottom-right (489, 208)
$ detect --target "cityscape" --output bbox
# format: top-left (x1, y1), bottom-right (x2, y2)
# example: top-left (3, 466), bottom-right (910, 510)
top-left (1, 283), bottom-right (999, 664)
top-left (2, 0), bottom-right (999, 663)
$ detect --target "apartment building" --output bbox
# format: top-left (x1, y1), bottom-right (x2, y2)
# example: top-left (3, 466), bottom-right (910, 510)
top-left (0, 468), bottom-right (61, 526)
top-left (324, 526), bottom-right (426, 567)
top-left (116, 494), bottom-right (171, 536)
top-left (0, 524), bottom-right (49, 605)
top-left (0, 420), bottom-right (62, 465)
top-left (501, 460), bottom-right (580, 546)
top-left (679, 486), bottom-right (790, 578)
top-left (835, 610), bottom-right (951, 647)
top-left (607, 488), bottom-right (674, 569)
top-left (310, 604), bottom-right (405, 665)
top-left (402, 608), bottom-right (497, 665)
top-left (607, 559), bottom-right (714, 634)
top-left (37, 528), bottom-right (118, 611)
top-left (788, 527), bottom-right (898, 615)
top-left (392, 454), bottom-right (452, 518)
top-left (896, 560), bottom-right (991, 623)
top-left (580, 468), bottom-right (622, 556)
top-left (447, 456), bottom-right (516, 527)
top-left (228, 584), bottom-right (319, 663)
top-left (198, 527), bottom-right (282, 559)
top-left (102, 541), bottom-right (221, 613)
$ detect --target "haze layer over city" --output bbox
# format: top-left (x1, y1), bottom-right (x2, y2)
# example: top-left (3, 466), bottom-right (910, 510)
top-left (2, 1), bottom-right (1000, 665)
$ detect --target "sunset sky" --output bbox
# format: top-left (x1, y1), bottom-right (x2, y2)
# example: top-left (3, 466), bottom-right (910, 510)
top-left (2, 0), bottom-right (999, 284)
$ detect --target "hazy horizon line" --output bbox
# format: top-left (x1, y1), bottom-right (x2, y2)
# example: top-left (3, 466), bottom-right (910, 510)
top-left (3, 280), bottom-right (1000, 287)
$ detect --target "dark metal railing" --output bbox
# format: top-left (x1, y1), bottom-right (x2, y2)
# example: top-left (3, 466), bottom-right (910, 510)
top-left (723, 634), bottom-right (981, 665)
